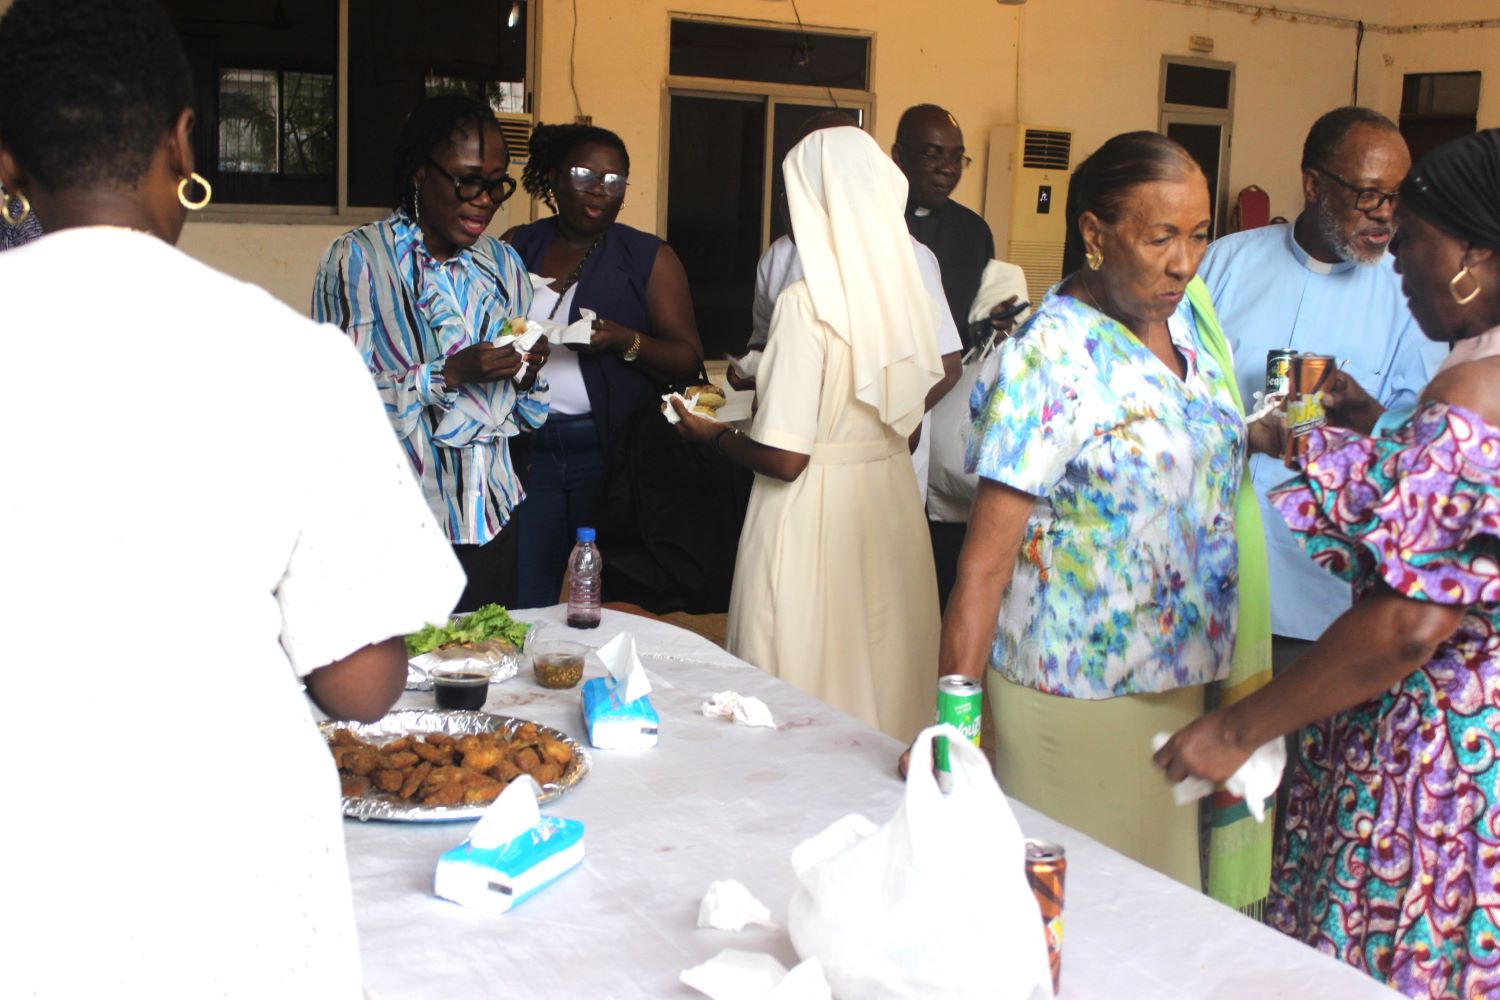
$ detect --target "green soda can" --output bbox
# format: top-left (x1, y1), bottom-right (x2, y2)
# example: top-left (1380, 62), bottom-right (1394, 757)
top-left (934, 674), bottom-right (983, 789)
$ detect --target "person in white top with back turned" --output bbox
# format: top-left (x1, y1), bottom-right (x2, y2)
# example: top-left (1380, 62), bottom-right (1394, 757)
top-left (0, 1), bottom-right (464, 995)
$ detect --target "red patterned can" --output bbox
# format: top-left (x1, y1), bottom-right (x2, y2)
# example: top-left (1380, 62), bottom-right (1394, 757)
top-left (1025, 839), bottom-right (1066, 994)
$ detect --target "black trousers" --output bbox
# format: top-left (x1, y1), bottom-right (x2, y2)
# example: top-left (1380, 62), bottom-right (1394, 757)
top-left (451, 517), bottom-right (520, 613)
top-left (928, 519), bottom-right (968, 613)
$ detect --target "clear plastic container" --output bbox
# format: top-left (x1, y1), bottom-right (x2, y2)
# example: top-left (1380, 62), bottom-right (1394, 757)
top-left (566, 526), bottom-right (602, 629)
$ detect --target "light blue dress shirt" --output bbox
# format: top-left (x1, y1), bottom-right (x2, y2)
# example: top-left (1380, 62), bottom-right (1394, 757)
top-left (1198, 222), bottom-right (1448, 640)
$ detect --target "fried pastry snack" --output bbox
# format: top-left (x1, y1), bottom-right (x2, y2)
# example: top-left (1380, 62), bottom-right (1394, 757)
top-left (326, 723), bottom-right (575, 809)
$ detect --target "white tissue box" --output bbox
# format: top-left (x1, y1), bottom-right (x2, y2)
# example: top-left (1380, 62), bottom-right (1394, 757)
top-left (434, 815), bottom-right (585, 914)
top-left (582, 676), bottom-right (660, 749)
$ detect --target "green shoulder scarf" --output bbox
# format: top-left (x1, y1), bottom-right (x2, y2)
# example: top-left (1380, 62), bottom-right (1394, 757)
top-left (1186, 275), bottom-right (1276, 915)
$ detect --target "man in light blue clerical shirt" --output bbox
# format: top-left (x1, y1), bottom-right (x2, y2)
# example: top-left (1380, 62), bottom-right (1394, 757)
top-left (1198, 106), bottom-right (1448, 670)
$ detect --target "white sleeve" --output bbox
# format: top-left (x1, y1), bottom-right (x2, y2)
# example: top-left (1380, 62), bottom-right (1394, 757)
top-left (914, 242), bottom-right (962, 355)
top-left (276, 326), bottom-right (466, 676)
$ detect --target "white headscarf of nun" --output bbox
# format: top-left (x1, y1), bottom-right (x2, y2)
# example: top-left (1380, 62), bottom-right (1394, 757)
top-left (782, 126), bottom-right (944, 438)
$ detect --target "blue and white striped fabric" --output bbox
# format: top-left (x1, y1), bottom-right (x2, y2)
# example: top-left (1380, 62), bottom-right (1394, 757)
top-left (313, 212), bottom-right (548, 545)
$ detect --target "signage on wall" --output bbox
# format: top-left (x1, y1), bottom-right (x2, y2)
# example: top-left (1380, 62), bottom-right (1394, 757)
top-left (1036, 185), bottom-right (1052, 214)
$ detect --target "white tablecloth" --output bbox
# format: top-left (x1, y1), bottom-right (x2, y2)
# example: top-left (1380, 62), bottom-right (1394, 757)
top-left (347, 607), bottom-right (1394, 999)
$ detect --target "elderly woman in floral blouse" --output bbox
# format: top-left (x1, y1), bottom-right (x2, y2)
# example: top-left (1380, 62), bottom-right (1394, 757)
top-left (929, 132), bottom-right (1271, 894)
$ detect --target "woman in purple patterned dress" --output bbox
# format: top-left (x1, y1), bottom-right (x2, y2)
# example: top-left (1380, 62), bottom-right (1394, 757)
top-left (1156, 128), bottom-right (1500, 999)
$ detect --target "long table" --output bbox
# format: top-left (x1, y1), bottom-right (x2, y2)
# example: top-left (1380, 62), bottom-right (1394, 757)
top-left (346, 607), bottom-right (1394, 999)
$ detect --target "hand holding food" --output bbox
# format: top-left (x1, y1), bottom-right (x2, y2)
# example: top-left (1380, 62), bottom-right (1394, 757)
top-left (444, 341), bottom-right (524, 387)
top-left (669, 394), bottom-right (723, 445)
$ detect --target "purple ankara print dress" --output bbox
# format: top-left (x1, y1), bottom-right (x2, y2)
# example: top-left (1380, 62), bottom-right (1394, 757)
top-left (1266, 401), bottom-right (1500, 999)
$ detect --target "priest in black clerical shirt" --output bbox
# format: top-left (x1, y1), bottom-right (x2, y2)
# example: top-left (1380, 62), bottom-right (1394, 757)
top-left (892, 104), bottom-right (997, 354)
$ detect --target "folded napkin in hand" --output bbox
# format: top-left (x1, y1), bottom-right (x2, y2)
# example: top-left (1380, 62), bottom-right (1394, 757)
top-left (1151, 732), bottom-right (1287, 822)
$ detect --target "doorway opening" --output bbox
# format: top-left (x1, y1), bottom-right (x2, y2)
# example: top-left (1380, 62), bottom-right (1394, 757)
top-left (662, 17), bottom-right (872, 358)
top-left (1158, 56), bottom-right (1234, 238)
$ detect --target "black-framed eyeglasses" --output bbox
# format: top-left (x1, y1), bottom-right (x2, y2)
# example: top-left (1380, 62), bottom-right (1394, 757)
top-left (902, 144), bottom-right (972, 170)
top-left (565, 165), bottom-right (629, 199)
top-left (426, 159), bottom-right (517, 205)
top-left (1313, 166), bottom-right (1398, 213)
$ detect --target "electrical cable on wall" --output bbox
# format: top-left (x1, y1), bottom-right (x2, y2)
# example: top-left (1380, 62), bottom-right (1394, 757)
top-left (1351, 19), bottom-right (1363, 105)
top-left (788, 0), bottom-right (840, 109)
top-left (569, 0), bottom-right (583, 120)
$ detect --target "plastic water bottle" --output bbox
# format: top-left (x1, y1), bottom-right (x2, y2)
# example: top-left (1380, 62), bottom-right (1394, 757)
top-left (566, 527), bottom-right (602, 629)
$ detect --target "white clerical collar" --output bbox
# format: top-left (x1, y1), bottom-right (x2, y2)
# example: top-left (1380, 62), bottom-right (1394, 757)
top-left (1285, 220), bottom-right (1356, 276)
top-left (913, 206), bottom-right (931, 217)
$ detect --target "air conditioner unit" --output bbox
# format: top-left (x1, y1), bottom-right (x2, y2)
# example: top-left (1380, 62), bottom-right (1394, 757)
top-left (983, 124), bottom-right (1073, 305)
top-left (495, 111), bottom-right (534, 164)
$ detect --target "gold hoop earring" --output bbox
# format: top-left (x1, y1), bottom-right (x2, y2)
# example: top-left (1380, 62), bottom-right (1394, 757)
top-left (1086, 249), bottom-right (1103, 271)
top-left (0, 189), bottom-right (30, 227)
top-left (176, 171), bottom-right (212, 210)
top-left (1450, 265), bottom-right (1482, 306)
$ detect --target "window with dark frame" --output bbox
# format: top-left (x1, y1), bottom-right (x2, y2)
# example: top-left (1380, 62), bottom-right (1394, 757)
top-left (347, 0), bottom-right (528, 209)
top-left (1400, 71), bottom-right (1481, 164)
top-left (669, 20), bottom-right (870, 91)
top-left (167, 0), bottom-right (338, 206)
top-left (165, 0), bottom-right (529, 209)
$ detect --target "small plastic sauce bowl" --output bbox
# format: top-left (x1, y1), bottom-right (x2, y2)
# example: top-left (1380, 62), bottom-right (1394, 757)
top-left (532, 642), bottom-right (587, 690)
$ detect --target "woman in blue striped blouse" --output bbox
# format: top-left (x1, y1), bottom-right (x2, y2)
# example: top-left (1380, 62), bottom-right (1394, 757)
top-left (314, 96), bottom-right (549, 610)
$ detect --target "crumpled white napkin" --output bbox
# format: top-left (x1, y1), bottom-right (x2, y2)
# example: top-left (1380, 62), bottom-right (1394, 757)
top-left (702, 691), bottom-right (775, 728)
top-left (1245, 389), bottom-right (1288, 425)
top-left (1151, 732), bottom-right (1287, 822)
top-left (491, 322), bottom-right (548, 384)
top-left (729, 350), bottom-right (763, 380)
top-left (680, 950), bottom-right (831, 1000)
top-left (526, 306), bottom-right (597, 347)
top-left (662, 390), bottom-right (704, 426)
top-left (697, 879), bottom-right (777, 931)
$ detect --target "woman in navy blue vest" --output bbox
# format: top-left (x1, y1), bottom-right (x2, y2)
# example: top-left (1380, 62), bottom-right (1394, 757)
top-left (506, 123), bottom-right (703, 607)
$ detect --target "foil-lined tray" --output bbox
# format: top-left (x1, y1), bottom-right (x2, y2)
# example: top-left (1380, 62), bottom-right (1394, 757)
top-left (322, 709), bottom-right (590, 822)
top-left (405, 626), bottom-right (531, 691)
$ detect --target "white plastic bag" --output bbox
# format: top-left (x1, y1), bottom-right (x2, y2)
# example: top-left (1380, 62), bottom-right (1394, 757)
top-left (787, 724), bottom-right (1053, 1000)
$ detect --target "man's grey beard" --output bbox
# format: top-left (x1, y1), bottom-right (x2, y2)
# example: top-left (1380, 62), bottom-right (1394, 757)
top-left (1315, 196), bottom-right (1387, 265)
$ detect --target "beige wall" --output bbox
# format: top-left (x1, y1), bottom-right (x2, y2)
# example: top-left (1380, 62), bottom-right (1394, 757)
top-left (171, 0), bottom-right (1499, 308)
top-left (530, 0), bottom-right (1020, 232)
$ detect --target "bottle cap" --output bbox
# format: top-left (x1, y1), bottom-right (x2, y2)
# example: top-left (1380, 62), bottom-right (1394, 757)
top-left (577, 526), bottom-right (596, 543)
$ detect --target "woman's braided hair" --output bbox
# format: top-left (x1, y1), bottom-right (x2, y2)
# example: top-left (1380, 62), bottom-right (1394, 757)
top-left (520, 122), bottom-right (630, 211)
top-left (390, 95), bottom-right (505, 216)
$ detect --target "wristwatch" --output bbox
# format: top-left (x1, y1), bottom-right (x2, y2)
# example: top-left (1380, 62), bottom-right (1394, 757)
top-left (623, 331), bottom-right (642, 363)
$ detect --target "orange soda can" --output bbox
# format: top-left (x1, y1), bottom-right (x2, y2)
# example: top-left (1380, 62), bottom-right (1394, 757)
top-left (1025, 839), bottom-right (1066, 994)
top-left (1283, 353), bottom-right (1336, 469)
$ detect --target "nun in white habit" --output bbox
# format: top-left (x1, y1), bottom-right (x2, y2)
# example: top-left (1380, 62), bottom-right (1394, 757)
top-left (672, 125), bottom-right (944, 741)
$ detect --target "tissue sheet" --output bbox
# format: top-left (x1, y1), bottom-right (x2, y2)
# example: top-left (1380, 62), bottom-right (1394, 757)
top-left (1151, 732), bottom-right (1287, 822)
top-left (702, 691), bottom-right (775, 729)
top-left (697, 879), bottom-right (777, 931)
top-left (680, 951), bottom-right (831, 1000)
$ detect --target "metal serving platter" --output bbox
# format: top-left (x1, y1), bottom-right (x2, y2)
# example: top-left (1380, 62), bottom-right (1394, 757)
top-left (322, 708), bottom-right (590, 822)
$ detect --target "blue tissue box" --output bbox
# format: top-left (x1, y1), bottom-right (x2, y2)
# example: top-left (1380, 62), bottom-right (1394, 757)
top-left (434, 816), bottom-right (585, 914)
top-left (581, 676), bottom-right (660, 749)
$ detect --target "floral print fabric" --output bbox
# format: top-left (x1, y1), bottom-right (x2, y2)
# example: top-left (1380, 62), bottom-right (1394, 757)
top-left (966, 291), bottom-right (1245, 699)
top-left (1266, 402), bottom-right (1500, 999)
